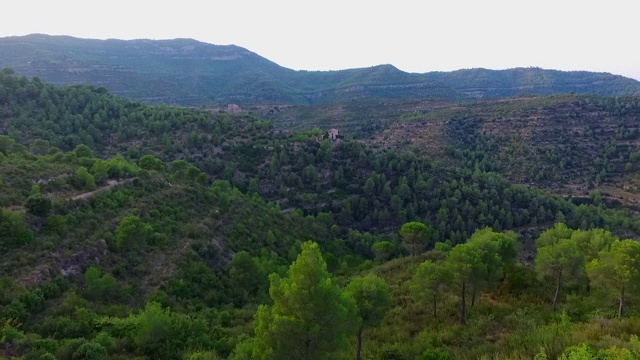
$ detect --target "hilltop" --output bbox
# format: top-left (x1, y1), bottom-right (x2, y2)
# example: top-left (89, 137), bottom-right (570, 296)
top-left (1, 34), bottom-right (639, 105)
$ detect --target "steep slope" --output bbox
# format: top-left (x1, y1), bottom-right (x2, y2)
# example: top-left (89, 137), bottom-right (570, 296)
top-left (1, 34), bottom-right (639, 105)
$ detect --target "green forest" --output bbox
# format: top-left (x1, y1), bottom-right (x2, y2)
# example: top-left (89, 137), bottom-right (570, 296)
top-left (2, 69), bottom-right (640, 360)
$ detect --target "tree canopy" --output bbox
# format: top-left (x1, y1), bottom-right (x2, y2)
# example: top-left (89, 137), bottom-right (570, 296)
top-left (400, 222), bottom-right (433, 255)
top-left (253, 241), bottom-right (359, 360)
top-left (346, 274), bottom-right (392, 360)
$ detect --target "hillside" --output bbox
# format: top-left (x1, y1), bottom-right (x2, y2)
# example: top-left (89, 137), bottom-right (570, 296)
top-left (423, 67), bottom-right (640, 98)
top-left (4, 69), bottom-right (640, 360)
top-left (262, 95), bottom-right (640, 202)
top-left (1, 34), bottom-right (639, 105)
top-left (3, 70), bottom-right (640, 238)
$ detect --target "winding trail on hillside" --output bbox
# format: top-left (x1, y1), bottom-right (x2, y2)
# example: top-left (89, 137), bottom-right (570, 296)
top-left (71, 178), bottom-right (135, 200)
top-left (7, 178), bottom-right (138, 286)
top-left (2, 179), bottom-right (136, 213)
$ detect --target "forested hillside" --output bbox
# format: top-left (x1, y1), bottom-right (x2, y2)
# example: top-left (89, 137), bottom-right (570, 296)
top-left (2, 71), bottom-right (640, 359)
top-left (423, 67), bottom-right (640, 98)
top-left (265, 94), bottom-right (640, 203)
top-left (1, 34), bottom-right (639, 105)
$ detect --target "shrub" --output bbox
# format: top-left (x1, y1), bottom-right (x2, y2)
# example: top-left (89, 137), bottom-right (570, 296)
top-left (25, 193), bottom-right (52, 217)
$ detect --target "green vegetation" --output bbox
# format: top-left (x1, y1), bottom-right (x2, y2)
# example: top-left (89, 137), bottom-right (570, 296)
top-left (2, 71), bottom-right (640, 359)
top-left (346, 274), bottom-right (392, 360)
top-left (400, 222), bottom-right (433, 256)
top-left (253, 241), bottom-right (359, 359)
top-left (1, 35), bottom-right (638, 106)
top-left (587, 239), bottom-right (640, 317)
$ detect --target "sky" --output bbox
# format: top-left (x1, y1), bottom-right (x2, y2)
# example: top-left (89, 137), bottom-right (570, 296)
top-left (3, 0), bottom-right (639, 80)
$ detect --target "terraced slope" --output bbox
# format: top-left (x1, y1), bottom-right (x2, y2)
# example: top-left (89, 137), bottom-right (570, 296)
top-left (263, 93), bottom-right (640, 200)
top-left (374, 95), bottom-right (640, 195)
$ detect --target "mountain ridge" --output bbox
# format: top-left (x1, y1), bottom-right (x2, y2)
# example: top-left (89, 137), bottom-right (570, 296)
top-left (1, 34), bottom-right (639, 105)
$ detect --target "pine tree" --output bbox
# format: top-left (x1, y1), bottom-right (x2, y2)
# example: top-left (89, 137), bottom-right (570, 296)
top-left (253, 241), bottom-right (359, 360)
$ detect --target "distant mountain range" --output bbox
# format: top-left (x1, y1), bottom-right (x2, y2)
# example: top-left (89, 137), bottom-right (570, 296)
top-left (1, 34), bottom-right (639, 105)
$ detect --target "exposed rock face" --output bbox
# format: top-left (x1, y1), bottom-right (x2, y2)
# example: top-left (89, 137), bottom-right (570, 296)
top-left (59, 239), bottom-right (109, 278)
top-left (17, 239), bottom-right (109, 286)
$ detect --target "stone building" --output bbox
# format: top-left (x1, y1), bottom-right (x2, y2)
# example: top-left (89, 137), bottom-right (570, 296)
top-left (328, 128), bottom-right (339, 140)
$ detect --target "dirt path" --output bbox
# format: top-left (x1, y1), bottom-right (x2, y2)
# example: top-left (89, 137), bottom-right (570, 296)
top-left (598, 185), bottom-right (640, 205)
top-left (71, 178), bottom-right (135, 200)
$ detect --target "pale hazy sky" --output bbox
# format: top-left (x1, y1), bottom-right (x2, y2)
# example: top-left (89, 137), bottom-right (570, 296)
top-left (3, 0), bottom-right (639, 80)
